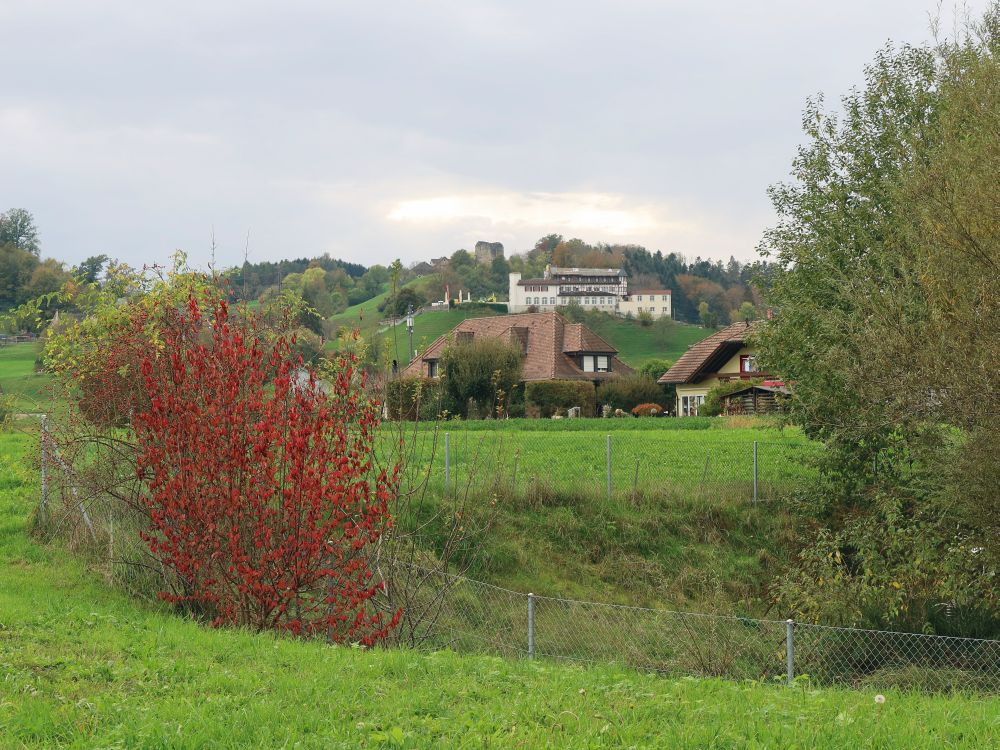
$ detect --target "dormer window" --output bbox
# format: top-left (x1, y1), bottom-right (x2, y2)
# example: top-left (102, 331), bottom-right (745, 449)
top-left (581, 355), bottom-right (611, 373)
top-left (427, 360), bottom-right (439, 378)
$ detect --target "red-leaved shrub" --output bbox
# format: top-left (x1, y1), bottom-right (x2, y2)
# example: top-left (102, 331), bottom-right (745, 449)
top-left (129, 296), bottom-right (400, 643)
top-left (631, 403), bottom-right (663, 417)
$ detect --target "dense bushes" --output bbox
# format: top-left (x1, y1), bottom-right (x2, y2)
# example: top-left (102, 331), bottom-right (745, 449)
top-left (386, 377), bottom-right (445, 421)
top-left (701, 378), bottom-right (760, 417)
top-left (440, 337), bottom-right (522, 419)
top-left (596, 375), bottom-right (664, 413)
top-left (525, 380), bottom-right (596, 417)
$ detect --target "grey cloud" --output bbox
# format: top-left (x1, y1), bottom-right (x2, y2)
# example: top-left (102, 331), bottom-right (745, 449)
top-left (0, 0), bottom-right (988, 269)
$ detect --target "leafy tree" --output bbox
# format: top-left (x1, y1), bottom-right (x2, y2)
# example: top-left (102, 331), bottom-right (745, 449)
top-left (758, 14), bottom-right (1000, 634)
top-left (439, 337), bottom-right (522, 418)
top-left (379, 287), bottom-right (425, 317)
top-left (638, 358), bottom-right (673, 382)
top-left (0, 208), bottom-right (40, 255)
top-left (697, 301), bottom-right (718, 328)
top-left (0, 243), bottom-right (39, 309)
top-left (74, 255), bottom-right (109, 284)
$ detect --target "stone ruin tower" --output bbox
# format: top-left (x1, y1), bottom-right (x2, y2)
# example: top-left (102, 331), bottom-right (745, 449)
top-left (474, 240), bottom-right (504, 265)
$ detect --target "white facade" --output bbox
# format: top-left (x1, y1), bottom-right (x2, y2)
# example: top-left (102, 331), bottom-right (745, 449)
top-left (508, 269), bottom-right (671, 319)
top-left (618, 290), bottom-right (672, 320)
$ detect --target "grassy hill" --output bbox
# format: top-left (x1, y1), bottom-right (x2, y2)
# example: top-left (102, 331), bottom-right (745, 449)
top-left (581, 315), bottom-right (711, 368)
top-left (2, 431), bottom-right (997, 748)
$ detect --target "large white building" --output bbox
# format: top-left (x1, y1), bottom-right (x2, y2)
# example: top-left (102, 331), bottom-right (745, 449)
top-left (508, 266), bottom-right (671, 319)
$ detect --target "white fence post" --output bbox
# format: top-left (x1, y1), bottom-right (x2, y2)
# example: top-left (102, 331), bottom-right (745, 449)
top-left (786, 619), bottom-right (795, 686)
top-left (39, 414), bottom-right (49, 526)
top-left (527, 592), bottom-right (535, 659)
top-left (444, 432), bottom-right (450, 495)
top-left (606, 434), bottom-right (612, 501)
top-left (753, 440), bottom-right (759, 503)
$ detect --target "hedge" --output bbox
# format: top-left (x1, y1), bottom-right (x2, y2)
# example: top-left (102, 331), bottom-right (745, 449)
top-left (385, 377), bottom-right (447, 421)
top-left (525, 380), bottom-right (596, 418)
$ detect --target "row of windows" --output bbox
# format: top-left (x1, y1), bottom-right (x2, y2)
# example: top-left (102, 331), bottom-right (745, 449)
top-left (528, 297), bottom-right (612, 307)
top-left (634, 294), bottom-right (668, 301)
top-left (524, 285), bottom-right (549, 292)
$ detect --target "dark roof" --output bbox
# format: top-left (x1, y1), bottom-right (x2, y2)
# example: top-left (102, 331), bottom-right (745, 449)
top-left (549, 266), bottom-right (626, 277)
top-left (628, 289), bottom-right (672, 295)
top-left (658, 321), bottom-right (763, 384)
top-left (400, 312), bottom-right (634, 381)
top-left (722, 383), bottom-right (789, 398)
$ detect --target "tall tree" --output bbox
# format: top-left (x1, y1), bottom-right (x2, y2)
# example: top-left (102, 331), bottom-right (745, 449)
top-left (0, 209), bottom-right (40, 256)
top-left (758, 12), bottom-right (1000, 633)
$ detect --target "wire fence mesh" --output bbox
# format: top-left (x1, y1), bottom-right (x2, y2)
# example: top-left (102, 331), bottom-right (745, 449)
top-left (375, 560), bottom-right (1000, 694)
top-left (35, 423), bottom-right (1000, 695)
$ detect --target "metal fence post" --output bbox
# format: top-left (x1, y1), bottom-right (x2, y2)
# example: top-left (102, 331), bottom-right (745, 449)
top-left (39, 414), bottom-right (49, 526)
top-left (606, 434), bottom-right (612, 501)
top-left (786, 619), bottom-right (795, 686)
top-left (753, 440), bottom-right (758, 503)
top-left (444, 432), bottom-right (450, 495)
top-left (527, 592), bottom-right (535, 659)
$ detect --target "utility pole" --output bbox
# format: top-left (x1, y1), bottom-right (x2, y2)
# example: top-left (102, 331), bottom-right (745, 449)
top-left (406, 305), bottom-right (415, 363)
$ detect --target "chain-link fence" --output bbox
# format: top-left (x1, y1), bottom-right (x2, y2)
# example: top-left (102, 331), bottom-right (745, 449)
top-left (37, 421), bottom-right (1000, 695)
top-left (375, 560), bottom-right (1000, 694)
top-left (383, 425), bottom-right (820, 503)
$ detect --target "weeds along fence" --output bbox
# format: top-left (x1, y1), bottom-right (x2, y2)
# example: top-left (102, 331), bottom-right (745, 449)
top-left (35, 422), bottom-right (1000, 695)
top-left (378, 425), bottom-right (820, 504)
top-left (377, 560), bottom-right (1000, 694)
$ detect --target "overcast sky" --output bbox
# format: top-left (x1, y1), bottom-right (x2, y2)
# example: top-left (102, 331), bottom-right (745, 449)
top-left (0, 1), bottom-right (989, 270)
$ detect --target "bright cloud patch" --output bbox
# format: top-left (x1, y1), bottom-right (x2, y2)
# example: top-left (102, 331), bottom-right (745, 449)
top-left (386, 192), bottom-right (681, 237)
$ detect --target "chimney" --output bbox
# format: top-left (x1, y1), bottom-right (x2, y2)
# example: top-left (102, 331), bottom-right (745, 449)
top-left (457, 330), bottom-right (474, 345)
top-left (766, 308), bottom-right (773, 320)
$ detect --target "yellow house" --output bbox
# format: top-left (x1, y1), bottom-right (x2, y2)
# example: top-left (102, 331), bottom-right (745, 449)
top-left (658, 321), bottom-right (766, 416)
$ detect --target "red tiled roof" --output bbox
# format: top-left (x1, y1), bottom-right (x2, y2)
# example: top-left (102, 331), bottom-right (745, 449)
top-left (400, 312), bottom-right (634, 381)
top-left (658, 321), bottom-right (762, 384)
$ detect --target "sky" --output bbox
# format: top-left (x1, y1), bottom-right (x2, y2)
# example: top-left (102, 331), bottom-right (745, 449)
top-left (0, 1), bottom-right (990, 271)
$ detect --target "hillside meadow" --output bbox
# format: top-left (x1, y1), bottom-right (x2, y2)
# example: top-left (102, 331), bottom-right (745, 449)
top-left (2, 431), bottom-right (999, 748)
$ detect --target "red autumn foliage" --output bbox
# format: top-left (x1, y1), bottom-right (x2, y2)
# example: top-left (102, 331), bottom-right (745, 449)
top-left (124, 295), bottom-right (400, 643)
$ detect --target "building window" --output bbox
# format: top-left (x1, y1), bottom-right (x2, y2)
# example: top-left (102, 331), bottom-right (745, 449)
top-left (680, 394), bottom-right (704, 417)
top-left (740, 355), bottom-right (759, 374)
top-left (662, 307), bottom-right (669, 312)
top-left (596, 355), bottom-right (610, 372)
top-left (636, 295), bottom-right (642, 301)
top-left (427, 360), bottom-right (439, 378)
top-left (581, 355), bottom-right (611, 373)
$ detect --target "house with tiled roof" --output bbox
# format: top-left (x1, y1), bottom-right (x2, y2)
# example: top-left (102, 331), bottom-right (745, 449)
top-left (658, 321), bottom-right (771, 416)
top-left (400, 312), bottom-right (634, 383)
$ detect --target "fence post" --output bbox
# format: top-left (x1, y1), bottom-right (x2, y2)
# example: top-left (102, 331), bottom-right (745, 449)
top-left (444, 431), bottom-right (450, 495)
top-left (753, 440), bottom-right (758, 503)
top-left (785, 619), bottom-right (795, 686)
top-left (527, 592), bottom-right (535, 659)
top-left (606, 434), bottom-right (612, 501)
top-left (39, 414), bottom-right (49, 526)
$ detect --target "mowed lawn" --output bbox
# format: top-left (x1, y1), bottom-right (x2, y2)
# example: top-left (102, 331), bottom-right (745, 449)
top-left (0, 344), bottom-right (52, 414)
top-left (3, 431), bottom-right (999, 748)
top-left (384, 419), bottom-right (818, 504)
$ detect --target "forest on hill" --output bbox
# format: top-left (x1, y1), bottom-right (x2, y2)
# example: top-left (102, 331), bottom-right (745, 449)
top-left (1, 206), bottom-right (768, 335)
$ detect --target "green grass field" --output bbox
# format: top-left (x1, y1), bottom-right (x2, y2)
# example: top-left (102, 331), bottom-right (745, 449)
top-left (581, 315), bottom-right (712, 368)
top-left (2, 431), bottom-right (999, 748)
top-left (0, 344), bottom-right (52, 414)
